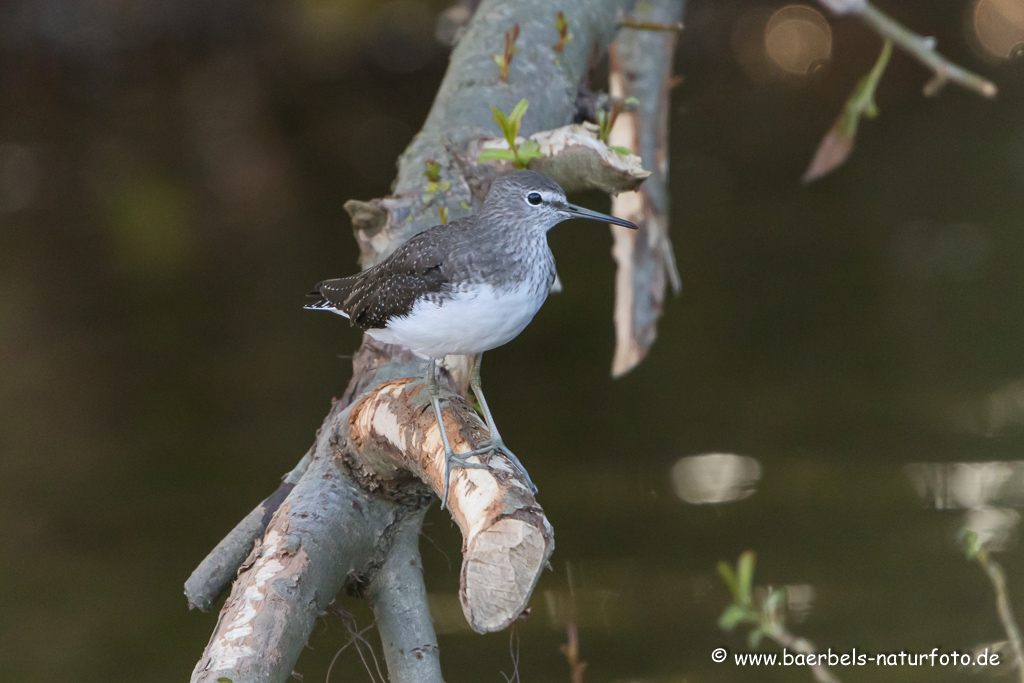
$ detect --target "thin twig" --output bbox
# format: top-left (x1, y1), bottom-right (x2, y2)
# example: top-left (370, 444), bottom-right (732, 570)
top-left (326, 622), bottom-right (380, 683)
top-left (501, 624), bottom-right (522, 683)
top-left (768, 628), bottom-right (844, 683)
top-left (977, 547), bottom-right (1024, 683)
top-left (351, 637), bottom-right (379, 683)
top-left (817, 0), bottom-right (997, 97)
top-left (560, 622), bottom-right (587, 683)
top-left (418, 527), bottom-right (452, 573)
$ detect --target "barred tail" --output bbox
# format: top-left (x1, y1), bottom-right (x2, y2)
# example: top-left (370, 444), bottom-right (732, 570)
top-left (304, 277), bottom-right (358, 318)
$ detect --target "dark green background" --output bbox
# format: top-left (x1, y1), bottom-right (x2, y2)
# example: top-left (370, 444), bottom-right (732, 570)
top-left (1, 1), bottom-right (1022, 681)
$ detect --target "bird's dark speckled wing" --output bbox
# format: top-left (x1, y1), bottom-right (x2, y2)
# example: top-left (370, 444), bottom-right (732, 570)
top-left (308, 220), bottom-right (469, 330)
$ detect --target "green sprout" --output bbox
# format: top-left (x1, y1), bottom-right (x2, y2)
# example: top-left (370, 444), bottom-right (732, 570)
top-left (477, 99), bottom-right (544, 169)
top-left (595, 96), bottom-right (639, 154)
top-left (423, 158), bottom-right (441, 183)
top-left (717, 552), bottom-right (843, 683)
top-left (494, 24), bottom-right (520, 83)
top-left (553, 12), bottom-right (574, 53)
top-left (803, 39), bottom-right (892, 183)
top-left (961, 528), bottom-right (1024, 675)
top-left (423, 158), bottom-right (450, 223)
top-left (717, 551), bottom-right (782, 648)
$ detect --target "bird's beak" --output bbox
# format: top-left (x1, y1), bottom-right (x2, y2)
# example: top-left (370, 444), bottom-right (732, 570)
top-left (562, 202), bottom-right (639, 230)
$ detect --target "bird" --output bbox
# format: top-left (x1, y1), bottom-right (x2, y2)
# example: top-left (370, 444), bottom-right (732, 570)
top-left (307, 170), bottom-right (638, 508)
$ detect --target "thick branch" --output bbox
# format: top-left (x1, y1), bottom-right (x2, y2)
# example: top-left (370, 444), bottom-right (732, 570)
top-left (366, 508), bottom-right (443, 681)
top-left (350, 376), bottom-right (553, 633)
top-left (191, 360), bottom-right (552, 681)
top-left (817, 0), bottom-right (997, 97)
top-left (609, 0), bottom-right (684, 378)
top-left (190, 409), bottom-right (430, 683)
top-left (354, 0), bottom-right (636, 268)
top-left (185, 450), bottom-right (312, 611)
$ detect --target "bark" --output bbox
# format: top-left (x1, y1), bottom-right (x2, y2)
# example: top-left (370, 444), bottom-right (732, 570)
top-left (348, 0), bottom-right (636, 268)
top-left (190, 421), bottom-right (412, 683)
top-left (349, 376), bottom-right (553, 632)
top-left (609, 0), bottom-right (684, 378)
top-left (474, 122), bottom-right (651, 194)
top-left (185, 451), bottom-right (312, 612)
top-left (367, 508), bottom-right (443, 682)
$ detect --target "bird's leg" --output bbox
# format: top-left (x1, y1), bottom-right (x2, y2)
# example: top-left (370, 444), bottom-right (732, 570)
top-left (426, 359), bottom-right (488, 510)
top-left (465, 354), bottom-right (538, 495)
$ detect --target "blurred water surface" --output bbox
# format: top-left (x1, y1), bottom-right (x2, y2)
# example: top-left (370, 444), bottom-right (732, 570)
top-left (1, 1), bottom-right (1024, 682)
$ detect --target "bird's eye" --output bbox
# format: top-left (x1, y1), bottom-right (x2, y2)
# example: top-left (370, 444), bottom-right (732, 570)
top-left (526, 192), bottom-right (542, 206)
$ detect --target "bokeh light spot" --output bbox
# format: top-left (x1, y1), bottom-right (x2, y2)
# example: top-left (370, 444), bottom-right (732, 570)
top-left (765, 5), bottom-right (832, 75)
top-left (972, 0), bottom-right (1024, 60)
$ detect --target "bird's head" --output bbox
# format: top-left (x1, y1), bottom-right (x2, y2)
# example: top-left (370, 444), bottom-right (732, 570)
top-left (482, 170), bottom-right (639, 232)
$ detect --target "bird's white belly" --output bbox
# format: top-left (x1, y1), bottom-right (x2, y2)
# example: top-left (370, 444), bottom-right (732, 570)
top-left (367, 284), bottom-right (545, 359)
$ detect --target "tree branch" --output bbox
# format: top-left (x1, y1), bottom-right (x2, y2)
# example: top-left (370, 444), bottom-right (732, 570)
top-left (976, 546), bottom-right (1024, 683)
top-left (185, 450), bottom-right (313, 612)
top-left (472, 122), bottom-right (651, 194)
top-left (349, 372), bottom-right (553, 633)
top-left (609, 0), bottom-right (684, 378)
top-left (190, 418), bottom-right (416, 683)
top-left (816, 0), bottom-right (997, 97)
top-left (366, 508), bottom-right (443, 681)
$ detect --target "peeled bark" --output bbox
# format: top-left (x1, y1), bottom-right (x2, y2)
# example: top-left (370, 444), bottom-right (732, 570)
top-left (609, 0), bottom-right (685, 378)
top-left (349, 377), bottom-right (554, 633)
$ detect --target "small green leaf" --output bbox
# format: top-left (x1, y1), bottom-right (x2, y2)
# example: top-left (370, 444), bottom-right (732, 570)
top-left (718, 604), bottom-right (749, 631)
top-left (964, 530), bottom-right (982, 560)
top-left (717, 560), bottom-right (738, 599)
top-left (509, 98), bottom-right (529, 126)
top-left (517, 139), bottom-right (543, 159)
top-left (748, 627), bottom-right (764, 649)
top-left (217, 678), bottom-right (233, 683)
top-left (493, 55), bottom-right (506, 68)
top-left (423, 158), bottom-right (441, 183)
top-left (490, 106), bottom-right (510, 129)
top-left (478, 148), bottom-right (517, 163)
top-left (596, 110), bottom-right (612, 143)
top-left (737, 551), bottom-right (755, 607)
top-left (610, 146), bottom-right (634, 156)
top-left (763, 588), bottom-right (785, 614)
top-left (624, 96), bottom-right (640, 107)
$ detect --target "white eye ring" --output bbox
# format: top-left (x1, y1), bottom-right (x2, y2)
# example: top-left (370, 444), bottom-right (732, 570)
top-left (526, 192), bottom-right (542, 206)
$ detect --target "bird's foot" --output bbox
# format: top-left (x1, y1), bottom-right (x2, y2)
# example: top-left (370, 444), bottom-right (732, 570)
top-left (466, 438), bottom-right (538, 495)
top-left (440, 450), bottom-right (490, 511)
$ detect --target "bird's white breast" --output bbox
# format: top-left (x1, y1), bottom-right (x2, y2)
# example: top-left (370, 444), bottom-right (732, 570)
top-left (366, 283), bottom-right (547, 359)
